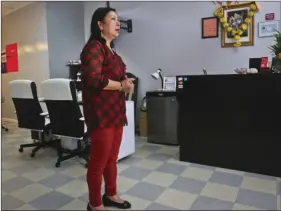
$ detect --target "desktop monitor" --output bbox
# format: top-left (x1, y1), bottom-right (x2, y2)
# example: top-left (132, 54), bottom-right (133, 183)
top-left (249, 58), bottom-right (261, 72)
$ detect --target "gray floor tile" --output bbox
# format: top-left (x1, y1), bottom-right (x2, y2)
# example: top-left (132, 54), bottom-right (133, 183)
top-left (118, 156), bottom-right (142, 165)
top-left (147, 202), bottom-right (178, 210)
top-left (209, 171), bottom-right (243, 187)
top-left (119, 166), bottom-right (151, 180)
top-left (9, 163), bottom-right (38, 175)
top-left (190, 195), bottom-right (234, 210)
top-left (190, 163), bottom-right (216, 170)
top-left (125, 182), bottom-right (165, 201)
top-left (157, 163), bottom-right (187, 175)
top-left (170, 176), bottom-right (206, 194)
top-left (29, 191), bottom-right (74, 210)
top-left (146, 153), bottom-right (173, 162)
top-left (39, 173), bottom-right (73, 189)
top-left (236, 188), bottom-right (277, 210)
top-left (2, 122), bottom-right (280, 211)
top-left (2, 195), bottom-right (25, 210)
top-left (2, 176), bottom-right (33, 193)
top-left (78, 193), bottom-right (88, 202)
top-left (139, 145), bottom-right (163, 152)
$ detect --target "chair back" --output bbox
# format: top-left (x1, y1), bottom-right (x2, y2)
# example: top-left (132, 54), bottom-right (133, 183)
top-left (41, 78), bottom-right (84, 138)
top-left (9, 80), bottom-right (45, 130)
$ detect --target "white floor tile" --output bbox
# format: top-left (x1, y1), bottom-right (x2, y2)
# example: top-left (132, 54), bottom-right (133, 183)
top-left (56, 179), bottom-right (88, 198)
top-left (10, 183), bottom-right (52, 203)
top-left (119, 194), bottom-right (151, 209)
top-left (59, 199), bottom-right (85, 210)
top-left (232, 203), bottom-right (264, 210)
top-left (201, 182), bottom-right (239, 202)
top-left (143, 171), bottom-right (178, 188)
top-left (117, 175), bottom-right (138, 193)
top-left (22, 168), bottom-right (56, 182)
top-left (16, 204), bottom-right (38, 210)
top-left (134, 159), bottom-right (163, 170)
top-left (181, 166), bottom-right (213, 181)
top-left (241, 176), bottom-right (277, 195)
top-left (156, 188), bottom-right (197, 210)
top-left (60, 165), bottom-right (87, 178)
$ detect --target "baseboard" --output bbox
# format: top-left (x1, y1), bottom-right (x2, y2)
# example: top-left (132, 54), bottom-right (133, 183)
top-left (2, 118), bottom-right (18, 123)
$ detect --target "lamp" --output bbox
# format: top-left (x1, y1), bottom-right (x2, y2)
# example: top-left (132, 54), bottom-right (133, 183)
top-left (151, 68), bottom-right (164, 90)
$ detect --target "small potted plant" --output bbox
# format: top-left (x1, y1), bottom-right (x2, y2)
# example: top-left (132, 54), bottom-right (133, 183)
top-left (269, 30), bottom-right (281, 73)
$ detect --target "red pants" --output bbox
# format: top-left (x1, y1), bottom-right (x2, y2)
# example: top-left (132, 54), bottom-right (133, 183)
top-left (87, 126), bottom-right (123, 207)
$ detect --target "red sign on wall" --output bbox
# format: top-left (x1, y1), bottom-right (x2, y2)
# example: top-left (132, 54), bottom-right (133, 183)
top-left (6, 43), bottom-right (19, 73)
top-left (265, 13), bottom-right (275, 21)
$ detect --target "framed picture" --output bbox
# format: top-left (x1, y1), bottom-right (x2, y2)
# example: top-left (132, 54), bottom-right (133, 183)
top-left (201, 17), bottom-right (219, 39)
top-left (221, 2), bottom-right (255, 47)
top-left (258, 20), bottom-right (279, 38)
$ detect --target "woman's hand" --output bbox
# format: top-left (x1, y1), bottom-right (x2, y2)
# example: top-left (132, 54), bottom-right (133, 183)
top-left (121, 78), bottom-right (135, 93)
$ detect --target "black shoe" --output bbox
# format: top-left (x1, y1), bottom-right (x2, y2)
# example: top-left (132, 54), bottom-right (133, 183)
top-left (87, 203), bottom-right (92, 211)
top-left (102, 194), bottom-right (131, 209)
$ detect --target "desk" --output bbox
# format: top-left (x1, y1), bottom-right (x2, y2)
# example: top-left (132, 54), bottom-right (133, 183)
top-left (177, 74), bottom-right (281, 177)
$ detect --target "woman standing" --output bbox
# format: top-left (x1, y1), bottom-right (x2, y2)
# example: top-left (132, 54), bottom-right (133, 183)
top-left (81, 7), bottom-right (134, 211)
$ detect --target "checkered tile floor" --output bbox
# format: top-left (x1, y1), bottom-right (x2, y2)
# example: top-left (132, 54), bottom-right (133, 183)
top-left (2, 121), bottom-right (281, 210)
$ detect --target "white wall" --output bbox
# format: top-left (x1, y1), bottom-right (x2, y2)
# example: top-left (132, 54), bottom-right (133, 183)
top-left (84, 1), bottom-right (107, 41)
top-left (46, 1), bottom-right (85, 78)
top-left (2, 2), bottom-right (50, 119)
top-left (84, 1), bottom-right (281, 103)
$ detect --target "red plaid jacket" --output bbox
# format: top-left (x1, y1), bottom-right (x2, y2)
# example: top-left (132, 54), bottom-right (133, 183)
top-left (80, 39), bottom-right (127, 130)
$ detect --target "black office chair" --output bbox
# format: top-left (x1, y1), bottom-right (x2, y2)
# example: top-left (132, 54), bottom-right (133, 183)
top-left (9, 80), bottom-right (59, 157)
top-left (41, 78), bottom-right (89, 168)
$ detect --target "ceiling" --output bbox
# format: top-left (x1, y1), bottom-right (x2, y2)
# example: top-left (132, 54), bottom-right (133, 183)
top-left (1, 1), bottom-right (34, 16)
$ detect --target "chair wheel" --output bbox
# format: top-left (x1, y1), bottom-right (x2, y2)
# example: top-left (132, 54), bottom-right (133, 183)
top-left (19, 148), bottom-right (23, 153)
top-left (55, 162), bottom-right (61, 168)
top-left (30, 153), bottom-right (35, 158)
top-left (5, 128), bottom-right (8, 131)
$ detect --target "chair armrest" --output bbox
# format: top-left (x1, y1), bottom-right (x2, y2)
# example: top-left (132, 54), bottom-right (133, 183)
top-left (79, 117), bottom-right (85, 121)
top-left (40, 112), bottom-right (49, 116)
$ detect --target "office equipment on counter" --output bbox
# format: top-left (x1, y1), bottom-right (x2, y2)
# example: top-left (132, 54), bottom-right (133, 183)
top-left (203, 68), bottom-right (208, 75)
top-left (249, 57), bottom-right (270, 72)
top-left (9, 80), bottom-right (59, 158)
top-left (177, 74), bottom-right (281, 177)
top-left (146, 90), bottom-right (178, 145)
top-left (41, 78), bottom-right (89, 168)
top-left (163, 76), bottom-right (176, 91)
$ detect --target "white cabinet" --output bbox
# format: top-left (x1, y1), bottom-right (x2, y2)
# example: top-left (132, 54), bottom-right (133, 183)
top-left (118, 101), bottom-right (135, 160)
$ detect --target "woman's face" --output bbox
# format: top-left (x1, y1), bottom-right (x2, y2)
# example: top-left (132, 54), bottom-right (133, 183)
top-left (98, 11), bottom-right (120, 40)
